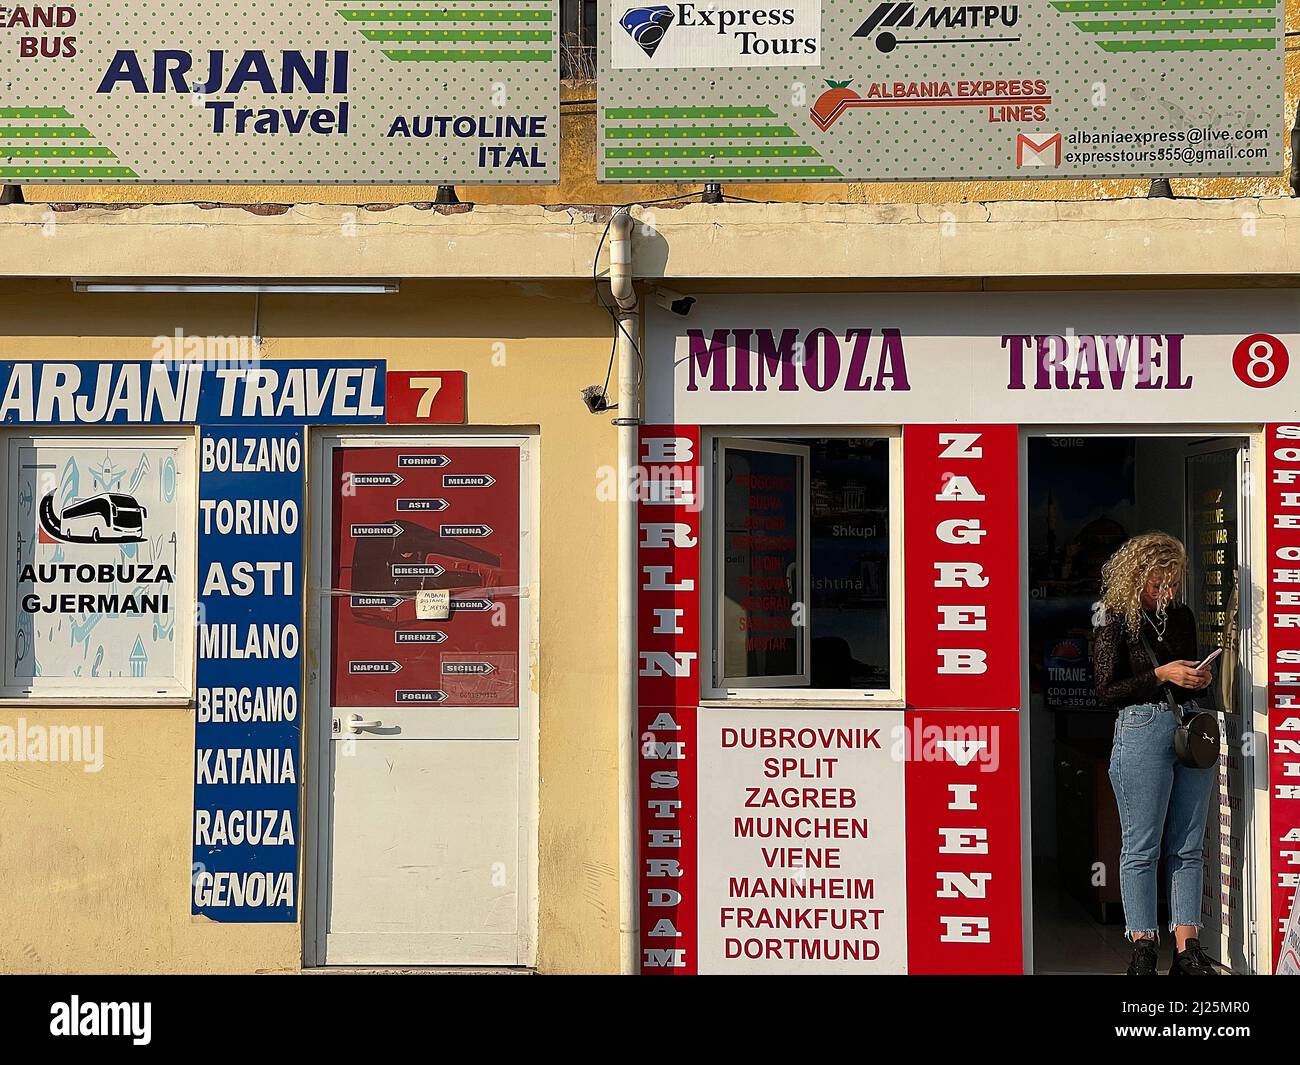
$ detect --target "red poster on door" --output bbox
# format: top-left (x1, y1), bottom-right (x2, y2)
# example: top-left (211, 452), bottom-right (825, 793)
top-left (330, 446), bottom-right (521, 708)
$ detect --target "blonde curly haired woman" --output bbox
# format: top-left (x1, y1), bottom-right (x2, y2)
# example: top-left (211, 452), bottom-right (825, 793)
top-left (1094, 532), bottom-right (1215, 976)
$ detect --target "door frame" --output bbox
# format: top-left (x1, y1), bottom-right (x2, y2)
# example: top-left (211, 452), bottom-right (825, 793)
top-left (1017, 424), bottom-right (1267, 975)
top-left (302, 427), bottom-right (541, 969)
top-left (1183, 436), bottom-right (1259, 972)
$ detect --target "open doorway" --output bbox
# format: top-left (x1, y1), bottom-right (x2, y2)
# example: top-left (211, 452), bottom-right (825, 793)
top-left (1025, 432), bottom-right (1257, 974)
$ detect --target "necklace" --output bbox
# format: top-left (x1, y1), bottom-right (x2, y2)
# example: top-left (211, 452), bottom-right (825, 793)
top-left (1143, 609), bottom-right (1167, 642)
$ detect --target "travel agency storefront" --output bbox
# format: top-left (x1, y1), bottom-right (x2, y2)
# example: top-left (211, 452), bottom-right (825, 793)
top-left (635, 288), bottom-right (1300, 975)
top-left (0, 266), bottom-right (623, 975)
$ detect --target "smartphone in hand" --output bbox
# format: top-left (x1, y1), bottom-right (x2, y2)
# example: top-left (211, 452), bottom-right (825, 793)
top-left (1195, 648), bottom-right (1223, 671)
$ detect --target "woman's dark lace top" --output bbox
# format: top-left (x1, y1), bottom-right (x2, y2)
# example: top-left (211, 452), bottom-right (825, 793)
top-left (1093, 603), bottom-right (1200, 707)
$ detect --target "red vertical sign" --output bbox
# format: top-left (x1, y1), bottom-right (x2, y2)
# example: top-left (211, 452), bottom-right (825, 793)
top-left (903, 425), bottom-right (1020, 710)
top-left (904, 710), bottom-right (1024, 974)
top-left (637, 426), bottom-right (701, 974)
top-left (1266, 424), bottom-right (1300, 969)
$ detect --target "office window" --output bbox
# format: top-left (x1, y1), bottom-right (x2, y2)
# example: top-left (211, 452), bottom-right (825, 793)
top-left (560, 0), bottom-right (597, 79)
top-left (713, 436), bottom-right (894, 697)
top-left (1, 433), bottom-right (195, 701)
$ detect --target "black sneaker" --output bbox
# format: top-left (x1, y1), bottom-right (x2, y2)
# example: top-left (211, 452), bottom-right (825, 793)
top-left (1127, 938), bottom-right (1159, 975)
top-left (1170, 939), bottom-right (1217, 976)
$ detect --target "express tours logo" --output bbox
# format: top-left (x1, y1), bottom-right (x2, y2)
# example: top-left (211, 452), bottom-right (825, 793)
top-left (618, 2), bottom-right (817, 61)
top-left (621, 6), bottom-right (675, 57)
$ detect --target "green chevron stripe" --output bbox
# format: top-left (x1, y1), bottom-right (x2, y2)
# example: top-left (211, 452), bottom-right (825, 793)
top-left (382, 48), bottom-right (552, 60)
top-left (606, 165), bottom-right (843, 179)
top-left (0, 126), bottom-right (92, 138)
top-left (606, 106), bottom-right (778, 119)
top-left (1095, 35), bottom-right (1274, 49)
top-left (1053, 0), bottom-right (1275, 10)
top-left (0, 166), bottom-right (137, 178)
top-left (341, 8), bottom-right (551, 21)
top-left (362, 28), bottom-right (552, 40)
top-left (607, 125), bottom-right (800, 139)
top-left (0, 145), bottom-right (117, 158)
top-left (1074, 16), bottom-right (1274, 30)
top-left (606, 145), bottom-right (822, 159)
top-left (0, 106), bottom-right (73, 119)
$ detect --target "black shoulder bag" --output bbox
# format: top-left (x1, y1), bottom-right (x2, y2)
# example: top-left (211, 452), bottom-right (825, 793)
top-left (1138, 630), bottom-right (1221, 770)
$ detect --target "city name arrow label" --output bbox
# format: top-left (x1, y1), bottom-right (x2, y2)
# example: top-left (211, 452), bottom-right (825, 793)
top-left (396, 689), bottom-right (449, 703)
top-left (350, 660), bottom-right (403, 674)
top-left (397, 498), bottom-right (450, 512)
top-left (442, 661), bottom-right (497, 676)
top-left (391, 563), bottom-right (445, 578)
top-left (443, 474), bottom-right (496, 488)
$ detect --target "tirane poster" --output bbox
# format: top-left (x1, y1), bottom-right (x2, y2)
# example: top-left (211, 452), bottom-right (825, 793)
top-left (330, 445), bottom-right (520, 708)
top-left (9, 440), bottom-right (185, 689)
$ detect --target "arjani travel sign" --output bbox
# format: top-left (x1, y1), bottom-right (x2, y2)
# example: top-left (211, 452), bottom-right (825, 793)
top-left (597, 0), bottom-right (1284, 182)
top-left (0, 1), bottom-right (559, 184)
top-left (0, 359), bottom-right (466, 923)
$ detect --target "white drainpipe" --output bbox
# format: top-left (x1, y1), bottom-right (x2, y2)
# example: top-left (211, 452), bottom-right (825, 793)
top-left (609, 209), bottom-right (640, 975)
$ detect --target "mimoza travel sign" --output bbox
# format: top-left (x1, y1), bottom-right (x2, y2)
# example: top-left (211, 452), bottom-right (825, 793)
top-left (0, 1), bottom-right (559, 183)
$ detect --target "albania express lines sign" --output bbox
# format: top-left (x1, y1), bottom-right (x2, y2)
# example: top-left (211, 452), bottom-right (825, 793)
top-left (597, 0), bottom-right (1283, 182)
top-left (0, 360), bottom-right (464, 923)
top-left (0, 1), bottom-right (558, 183)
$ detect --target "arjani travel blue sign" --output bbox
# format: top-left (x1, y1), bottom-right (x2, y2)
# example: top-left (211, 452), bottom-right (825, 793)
top-left (192, 427), bottom-right (304, 922)
top-left (0, 359), bottom-right (388, 425)
top-left (2, 359), bottom-right (465, 923)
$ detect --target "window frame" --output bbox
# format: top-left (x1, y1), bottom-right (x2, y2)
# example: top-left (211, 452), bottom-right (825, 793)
top-left (701, 427), bottom-right (904, 707)
top-left (715, 437), bottom-right (812, 690)
top-left (0, 429), bottom-right (197, 705)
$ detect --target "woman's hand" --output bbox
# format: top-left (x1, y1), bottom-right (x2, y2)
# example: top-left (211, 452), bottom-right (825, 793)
top-left (1156, 660), bottom-right (1212, 690)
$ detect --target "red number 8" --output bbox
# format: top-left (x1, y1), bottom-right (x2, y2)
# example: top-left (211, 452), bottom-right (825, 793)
top-left (1232, 333), bottom-right (1289, 389)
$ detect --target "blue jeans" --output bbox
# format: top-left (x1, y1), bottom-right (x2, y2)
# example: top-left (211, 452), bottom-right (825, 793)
top-left (1107, 701), bottom-right (1216, 940)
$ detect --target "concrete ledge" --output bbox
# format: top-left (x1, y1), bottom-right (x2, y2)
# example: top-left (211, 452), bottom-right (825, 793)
top-left (0, 198), bottom-right (1297, 282)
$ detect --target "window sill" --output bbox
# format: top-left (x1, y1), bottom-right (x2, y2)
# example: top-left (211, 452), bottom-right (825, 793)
top-left (0, 695), bottom-right (194, 709)
top-left (699, 695), bottom-right (905, 710)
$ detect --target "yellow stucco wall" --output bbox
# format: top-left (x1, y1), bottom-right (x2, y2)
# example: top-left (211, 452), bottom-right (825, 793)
top-left (0, 279), bottom-right (619, 974)
top-left (16, 6), bottom-right (1300, 207)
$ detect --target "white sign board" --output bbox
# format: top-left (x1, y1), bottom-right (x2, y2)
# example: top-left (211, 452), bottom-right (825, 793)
top-left (695, 707), bottom-right (908, 973)
top-left (645, 290), bottom-right (1300, 425)
top-left (7, 438), bottom-right (190, 697)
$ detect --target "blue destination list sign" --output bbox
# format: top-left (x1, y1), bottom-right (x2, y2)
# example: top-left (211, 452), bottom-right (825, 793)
top-left (192, 427), bottom-right (304, 923)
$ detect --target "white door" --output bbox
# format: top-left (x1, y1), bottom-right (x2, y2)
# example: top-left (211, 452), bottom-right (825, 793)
top-left (309, 435), bottom-right (535, 967)
top-left (1184, 439), bottom-right (1256, 973)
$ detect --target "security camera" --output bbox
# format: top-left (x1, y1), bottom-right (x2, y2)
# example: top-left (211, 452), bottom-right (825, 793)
top-left (653, 287), bottom-right (697, 317)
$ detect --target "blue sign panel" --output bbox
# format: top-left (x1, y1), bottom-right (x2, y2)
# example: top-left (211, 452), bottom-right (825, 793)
top-left (0, 360), bottom-right (386, 425)
top-left (192, 427), bottom-right (304, 922)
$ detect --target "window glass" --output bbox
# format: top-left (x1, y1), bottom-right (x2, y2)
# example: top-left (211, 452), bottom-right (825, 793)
top-left (808, 438), bottom-right (891, 690)
top-left (716, 436), bottom-right (891, 694)
top-left (721, 442), bottom-right (806, 684)
top-left (5, 436), bottom-right (192, 697)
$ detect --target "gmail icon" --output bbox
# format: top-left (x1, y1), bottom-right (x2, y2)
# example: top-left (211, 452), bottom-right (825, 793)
top-left (1016, 132), bottom-right (1062, 168)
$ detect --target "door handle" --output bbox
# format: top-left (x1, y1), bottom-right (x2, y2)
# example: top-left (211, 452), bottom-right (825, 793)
top-left (345, 714), bottom-right (383, 734)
